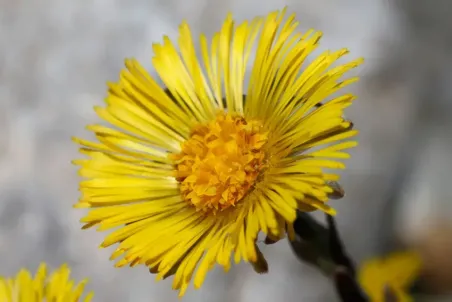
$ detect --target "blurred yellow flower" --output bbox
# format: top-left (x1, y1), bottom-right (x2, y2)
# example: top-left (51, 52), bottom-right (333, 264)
top-left (73, 7), bottom-right (362, 296)
top-left (0, 263), bottom-right (93, 302)
top-left (358, 251), bottom-right (422, 302)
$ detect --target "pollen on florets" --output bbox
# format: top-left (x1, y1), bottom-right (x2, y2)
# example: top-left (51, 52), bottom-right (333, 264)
top-left (170, 112), bottom-right (268, 213)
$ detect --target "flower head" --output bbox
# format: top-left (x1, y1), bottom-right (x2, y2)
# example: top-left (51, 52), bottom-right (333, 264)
top-left (73, 7), bottom-right (363, 296)
top-left (358, 251), bottom-right (422, 302)
top-left (0, 263), bottom-right (93, 302)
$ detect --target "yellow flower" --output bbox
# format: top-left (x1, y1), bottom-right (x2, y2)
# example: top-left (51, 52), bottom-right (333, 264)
top-left (0, 263), bottom-right (93, 302)
top-left (358, 251), bottom-right (422, 302)
top-left (73, 7), bottom-right (362, 296)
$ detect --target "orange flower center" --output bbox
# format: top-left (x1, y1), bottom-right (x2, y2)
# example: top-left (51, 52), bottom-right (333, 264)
top-left (171, 112), bottom-right (268, 214)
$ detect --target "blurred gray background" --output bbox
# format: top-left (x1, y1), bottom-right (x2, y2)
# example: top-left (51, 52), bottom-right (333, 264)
top-left (1, 0), bottom-right (451, 301)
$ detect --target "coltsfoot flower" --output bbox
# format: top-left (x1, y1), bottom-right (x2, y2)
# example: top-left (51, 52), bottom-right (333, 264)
top-left (358, 251), bottom-right (422, 302)
top-left (73, 7), bottom-right (363, 296)
top-left (0, 263), bottom-right (93, 302)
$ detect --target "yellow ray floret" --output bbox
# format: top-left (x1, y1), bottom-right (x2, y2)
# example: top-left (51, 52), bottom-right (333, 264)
top-left (73, 7), bottom-right (363, 297)
top-left (0, 263), bottom-right (93, 302)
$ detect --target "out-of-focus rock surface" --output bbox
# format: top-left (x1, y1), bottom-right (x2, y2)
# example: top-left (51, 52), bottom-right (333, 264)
top-left (1, 0), bottom-right (450, 301)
